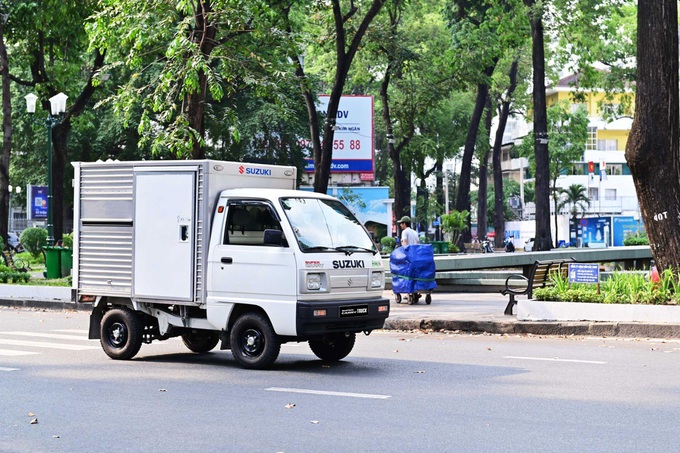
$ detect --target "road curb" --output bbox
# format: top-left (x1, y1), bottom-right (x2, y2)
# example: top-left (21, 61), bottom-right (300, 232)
top-left (383, 318), bottom-right (680, 338)
top-left (0, 298), bottom-right (92, 312)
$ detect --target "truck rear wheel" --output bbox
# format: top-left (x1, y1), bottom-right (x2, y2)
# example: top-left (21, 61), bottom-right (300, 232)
top-left (100, 307), bottom-right (143, 360)
top-left (230, 313), bottom-right (280, 369)
top-left (309, 333), bottom-right (356, 362)
top-left (182, 330), bottom-right (219, 353)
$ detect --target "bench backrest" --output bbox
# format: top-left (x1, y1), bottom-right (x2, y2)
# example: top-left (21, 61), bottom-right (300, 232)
top-left (527, 259), bottom-right (574, 298)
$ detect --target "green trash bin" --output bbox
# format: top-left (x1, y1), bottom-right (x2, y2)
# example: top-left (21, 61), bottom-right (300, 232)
top-left (440, 241), bottom-right (449, 253)
top-left (430, 241), bottom-right (441, 254)
top-left (60, 247), bottom-right (73, 278)
top-left (44, 246), bottom-right (61, 279)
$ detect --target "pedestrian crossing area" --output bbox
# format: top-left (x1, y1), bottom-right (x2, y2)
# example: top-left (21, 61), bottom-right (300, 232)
top-left (0, 329), bottom-right (99, 361)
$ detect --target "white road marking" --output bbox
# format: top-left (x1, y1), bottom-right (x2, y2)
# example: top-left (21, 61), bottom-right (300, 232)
top-left (0, 367), bottom-right (19, 371)
top-left (1, 331), bottom-right (94, 342)
top-left (266, 387), bottom-right (391, 399)
top-left (53, 329), bottom-right (89, 334)
top-left (0, 339), bottom-right (100, 351)
top-left (0, 349), bottom-right (40, 356)
top-left (504, 356), bottom-right (606, 364)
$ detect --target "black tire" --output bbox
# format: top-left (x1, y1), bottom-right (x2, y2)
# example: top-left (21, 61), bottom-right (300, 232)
top-left (100, 307), bottom-right (143, 360)
top-left (181, 330), bottom-right (219, 353)
top-left (425, 294), bottom-right (432, 305)
top-left (230, 312), bottom-right (280, 369)
top-left (309, 333), bottom-right (356, 362)
top-left (395, 293), bottom-right (402, 304)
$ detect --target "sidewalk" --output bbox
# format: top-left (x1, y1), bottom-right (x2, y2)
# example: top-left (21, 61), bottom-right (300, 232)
top-left (1, 285), bottom-right (680, 339)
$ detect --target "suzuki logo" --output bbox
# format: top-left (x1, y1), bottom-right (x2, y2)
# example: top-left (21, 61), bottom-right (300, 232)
top-left (238, 165), bottom-right (245, 174)
top-left (347, 278), bottom-right (353, 287)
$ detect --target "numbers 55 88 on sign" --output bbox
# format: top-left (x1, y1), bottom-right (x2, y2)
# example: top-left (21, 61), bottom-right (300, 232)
top-left (298, 139), bottom-right (361, 151)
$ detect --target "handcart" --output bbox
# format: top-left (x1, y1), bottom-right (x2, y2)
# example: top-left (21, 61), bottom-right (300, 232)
top-left (389, 244), bottom-right (437, 305)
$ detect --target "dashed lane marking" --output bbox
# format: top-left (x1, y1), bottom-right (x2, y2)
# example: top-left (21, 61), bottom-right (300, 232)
top-left (0, 349), bottom-right (39, 356)
top-left (266, 387), bottom-right (391, 399)
top-left (0, 367), bottom-right (19, 371)
top-left (0, 339), bottom-right (100, 351)
top-left (1, 331), bottom-right (94, 342)
top-left (504, 356), bottom-right (606, 364)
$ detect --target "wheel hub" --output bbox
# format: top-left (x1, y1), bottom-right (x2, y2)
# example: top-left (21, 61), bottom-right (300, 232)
top-left (242, 328), bottom-right (263, 356)
top-left (109, 322), bottom-right (127, 346)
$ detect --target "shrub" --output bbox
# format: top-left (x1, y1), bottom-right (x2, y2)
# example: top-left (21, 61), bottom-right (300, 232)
top-left (62, 233), bottom-right (73, 248)
top-left (20, 227), bottom-right (47, 258)
top-left (380, 236), bottom-right (396, 253)
top-left (624, 231), bottom-right (649, 246)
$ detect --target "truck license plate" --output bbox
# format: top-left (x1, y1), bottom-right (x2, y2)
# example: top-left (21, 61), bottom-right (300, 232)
top-left (340, 305), bottom-right (368, 317)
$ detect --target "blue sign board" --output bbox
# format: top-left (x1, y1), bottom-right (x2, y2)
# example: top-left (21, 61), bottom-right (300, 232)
top-left (579, 216), bottom-right (611, 247)
top-left (30, 185), bottom-right (48, 220)
top-left (569, 263), bottom-right (600, 283)
top-left (612, 216), bottom-right (644, 246)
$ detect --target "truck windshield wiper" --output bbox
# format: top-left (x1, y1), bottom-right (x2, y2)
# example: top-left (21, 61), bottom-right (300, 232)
top-left (334, 246), bottom-right (378, 256)
top-left (302, 246), bottom-right (334, 253)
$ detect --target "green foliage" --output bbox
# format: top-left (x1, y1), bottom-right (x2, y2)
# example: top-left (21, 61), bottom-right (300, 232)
top-left (380, 236), bottom-right (396, 253)
top-left (624, 231), bottom-right (649, 246)
top-left (62, 233), bottom-right (74, 248)
top-left (20, 228), bottom-right (48, 258)
top-left (533, 269), bottom-right (680, 305)
top-left (441, 210), bottom-right (469, 247)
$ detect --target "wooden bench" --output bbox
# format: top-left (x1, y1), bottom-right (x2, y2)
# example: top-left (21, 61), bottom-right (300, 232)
top-left (500, 258), bottom-right (575, 315)
top-left (464, 242), bottom-right (483, 254)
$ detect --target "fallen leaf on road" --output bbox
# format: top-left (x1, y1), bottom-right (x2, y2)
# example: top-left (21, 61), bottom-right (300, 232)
top-left (311, 420), bottom-right (320, 424)
top-left (27, 412), bottom-right (34, 417)
top-left (30, 418), bottom-right (38, 425)
top-left (415, 370), bottom-right (425, 374)
top-left (53, 435), bottom-right (61, 439)
top-left (487, 348), bottom-right (492, 351)
top-left (285, 403), bottom-right (296, 409)
top-left (159, 389), bottom-right (167, 392)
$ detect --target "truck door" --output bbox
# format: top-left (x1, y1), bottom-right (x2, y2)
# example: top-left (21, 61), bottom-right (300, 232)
top-left (133, 168), bottom-right (197, 301)
top-left (209, 200), bottom-right (297, 332)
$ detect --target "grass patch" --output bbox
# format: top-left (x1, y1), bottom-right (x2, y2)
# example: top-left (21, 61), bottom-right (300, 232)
top-left (533, 269), bottom-right (680, 305)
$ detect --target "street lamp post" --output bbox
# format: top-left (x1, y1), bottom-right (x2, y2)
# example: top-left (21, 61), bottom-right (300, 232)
top-left (25, 92), bottom-right (68, 246)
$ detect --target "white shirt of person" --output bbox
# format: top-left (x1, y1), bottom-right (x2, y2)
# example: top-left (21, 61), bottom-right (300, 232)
top-left (401, 227), bottom-right (419, 246)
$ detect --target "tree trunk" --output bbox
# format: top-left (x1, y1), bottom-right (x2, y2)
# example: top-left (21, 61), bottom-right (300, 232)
top-left (380, 69), bottom-right (411, 238)
top-left (493, 59), bottom-right (519, 249)
top-left (525, 0), bottom-right (552, 251)
top-left (477, 96), bottom-right (492, 241)
top-left (455, 63), bottom-right (495, 245)
top-left (313, 0), bottom-right (385, 194)
top-left (0, 19), bottom-right (11, 245)
top-left (625, 0), bottom-right (680, 271)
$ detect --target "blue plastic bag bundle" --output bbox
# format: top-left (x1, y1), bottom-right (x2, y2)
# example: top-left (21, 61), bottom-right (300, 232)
top-left (389, 244), bottom-right (437, 294)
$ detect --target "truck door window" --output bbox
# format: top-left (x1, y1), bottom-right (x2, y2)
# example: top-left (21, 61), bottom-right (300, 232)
top-left (223, 202), bottom-right (284, 246)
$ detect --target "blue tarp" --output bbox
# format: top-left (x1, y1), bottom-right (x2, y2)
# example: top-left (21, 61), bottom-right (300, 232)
top-left (389, 244), bottom-right (437, 294)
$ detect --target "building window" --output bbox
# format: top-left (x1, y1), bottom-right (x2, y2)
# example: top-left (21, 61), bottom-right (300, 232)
top-left (586, 127), bottom-right (597, 151)
top-left (588, 187), bottom-right (599, 201)
top-left (605, 189), bottom-right (617, 200)
top-left (597, 139), bottom-right (618, 151)
top-left (608, 164), bottom-right (623, 175)
top-left (601, 103), bottom-right (620, 117)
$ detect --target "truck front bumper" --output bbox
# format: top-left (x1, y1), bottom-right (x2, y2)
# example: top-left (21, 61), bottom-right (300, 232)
top-left (296, 297), bottom-right (390, 338)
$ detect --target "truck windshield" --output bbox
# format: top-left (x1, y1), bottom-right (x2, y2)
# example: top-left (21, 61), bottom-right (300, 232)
top-left (280, 197), bottom-right (377, 253)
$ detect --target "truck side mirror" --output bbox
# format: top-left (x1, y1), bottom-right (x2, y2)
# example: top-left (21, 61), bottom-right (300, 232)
top-left (263, 229), bottom-right (284, 246)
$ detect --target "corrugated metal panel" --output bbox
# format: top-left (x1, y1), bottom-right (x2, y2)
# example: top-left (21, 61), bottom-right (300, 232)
top-left (194, 165), bottom-right (205, 303)
top-left (78, 226), bottom-right (133, 295)
top-left (80, 166), bottom-right (134, 221)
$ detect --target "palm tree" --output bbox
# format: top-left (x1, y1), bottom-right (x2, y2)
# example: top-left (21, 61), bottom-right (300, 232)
top-left (557, 184), bottom-right (590, 247)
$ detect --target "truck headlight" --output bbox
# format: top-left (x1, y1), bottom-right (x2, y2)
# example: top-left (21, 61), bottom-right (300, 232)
top-left (371, 271), bottom-right (383, 288)
top-left (307, 273), bottom-right (322, 290)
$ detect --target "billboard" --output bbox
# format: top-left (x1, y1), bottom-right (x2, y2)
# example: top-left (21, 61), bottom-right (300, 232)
top-left (28, 185), bottom-right (48, 220)
top-left (302, 95), bottom-right (374, 173)
top-left (612, 216), bottom-right (644, 246)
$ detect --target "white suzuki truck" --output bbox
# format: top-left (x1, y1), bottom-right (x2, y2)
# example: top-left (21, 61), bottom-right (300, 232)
top-left (72, 159), bottom-right (389, 369)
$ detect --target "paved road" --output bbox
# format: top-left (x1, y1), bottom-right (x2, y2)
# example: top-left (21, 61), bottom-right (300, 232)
top-left (2, 308), bottom-right (680, 452)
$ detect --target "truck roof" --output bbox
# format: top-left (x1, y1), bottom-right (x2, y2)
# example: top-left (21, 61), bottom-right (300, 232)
top-left (219, 188), bottom-right (335, 201)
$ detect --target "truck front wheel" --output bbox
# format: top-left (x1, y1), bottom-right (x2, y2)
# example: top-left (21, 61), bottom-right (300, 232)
top-left (309, 333), bottom-right (356, 362)
top-left (230, 313), bottom-right (281, 369)
top-left (182, 330), bottom-right (219, 353)
top-left (100, 307), bottom-right (143, 360)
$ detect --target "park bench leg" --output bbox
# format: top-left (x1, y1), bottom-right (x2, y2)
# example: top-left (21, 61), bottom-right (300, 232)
top-left (504, 294), bottom-right (517, 316)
